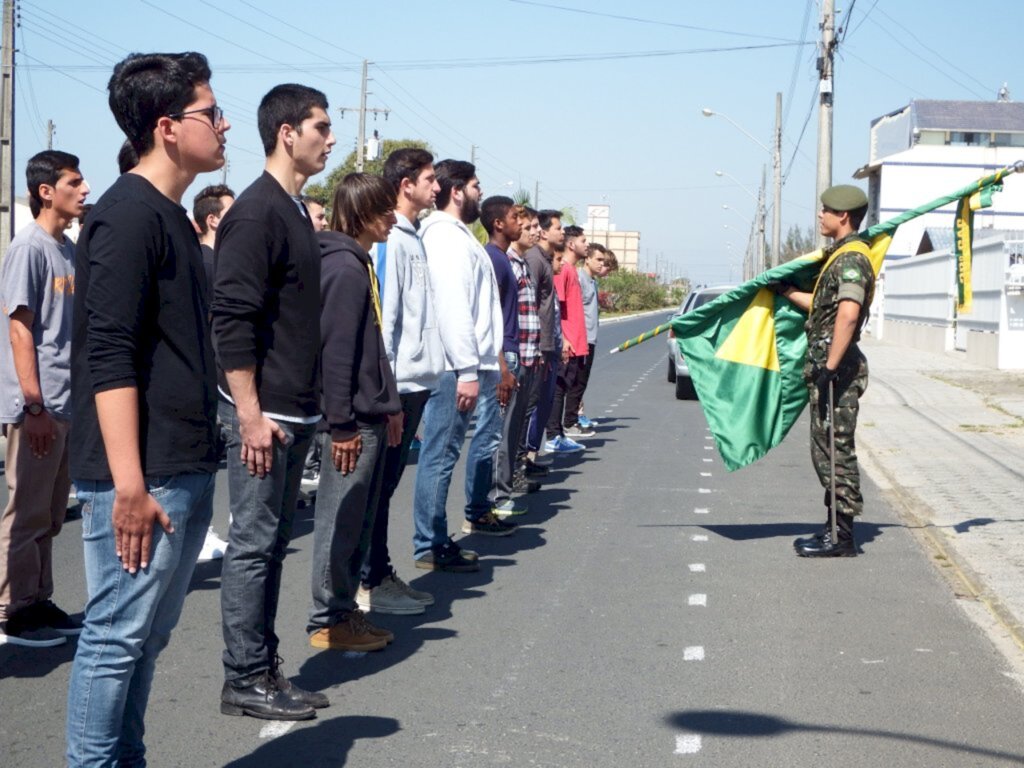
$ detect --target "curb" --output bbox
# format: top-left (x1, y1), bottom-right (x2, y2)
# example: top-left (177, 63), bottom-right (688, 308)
top-left (599, 308), bottom-right (673, 326)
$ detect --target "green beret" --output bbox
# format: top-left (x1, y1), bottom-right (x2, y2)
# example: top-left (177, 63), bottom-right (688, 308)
top-left (821, 185), bottom-right (868, 212)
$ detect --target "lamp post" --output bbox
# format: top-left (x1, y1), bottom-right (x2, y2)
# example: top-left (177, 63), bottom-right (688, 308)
top-left (702, 97), bottom-right (782, 268)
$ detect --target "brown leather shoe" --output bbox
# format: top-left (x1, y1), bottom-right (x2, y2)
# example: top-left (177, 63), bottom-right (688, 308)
top-left (309, 615), bottom-right (388, 652)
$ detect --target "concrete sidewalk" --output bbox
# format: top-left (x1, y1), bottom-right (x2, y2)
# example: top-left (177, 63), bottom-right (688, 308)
top-left (856, 336), bottom-right (1024, 657)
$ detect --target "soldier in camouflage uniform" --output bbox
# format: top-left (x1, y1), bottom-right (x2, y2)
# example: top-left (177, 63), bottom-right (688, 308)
top-left (777, 185), bottom-right (873, 557)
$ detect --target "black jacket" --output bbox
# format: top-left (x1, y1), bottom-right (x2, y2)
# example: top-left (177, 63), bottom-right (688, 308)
top-left (210, 172), bottom-right (321, 419)
top-left (318, 231), bottom-right (400, 440)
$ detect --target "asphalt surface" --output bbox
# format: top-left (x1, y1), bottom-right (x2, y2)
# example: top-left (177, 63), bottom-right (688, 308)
top-left (3, 313), bottom-right (1024, 767)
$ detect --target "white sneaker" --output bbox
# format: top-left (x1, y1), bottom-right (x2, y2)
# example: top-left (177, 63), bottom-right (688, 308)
top-left (197, 527), bottom-right (227, 562)
top-left (385, 572), bottom-right (434, 605)
top-left (356, 579), bottom-right (426, 615)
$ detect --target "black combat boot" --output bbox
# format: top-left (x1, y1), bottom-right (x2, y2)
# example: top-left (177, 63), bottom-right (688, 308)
top-left (793, 508), bottom-right (831, 550)
top-left (220, 670), bottom-right (317, 720)
top-left (796, 512), bottom-right (856, 558)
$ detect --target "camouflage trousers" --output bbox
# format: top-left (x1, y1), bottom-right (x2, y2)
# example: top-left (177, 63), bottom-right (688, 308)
top-left (807, 352), bottom-right (868, 518)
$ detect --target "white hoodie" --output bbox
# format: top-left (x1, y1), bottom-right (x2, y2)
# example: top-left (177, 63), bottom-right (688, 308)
top-left (420, 210), bottom-right (502, 381)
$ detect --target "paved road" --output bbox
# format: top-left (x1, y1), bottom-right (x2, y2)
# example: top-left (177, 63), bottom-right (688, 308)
top-left (3, 314), bottom-right (1024, 766)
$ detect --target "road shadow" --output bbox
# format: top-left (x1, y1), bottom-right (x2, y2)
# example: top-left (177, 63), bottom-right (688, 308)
top-left (664, 709), bottom-right (1024, 765)
top-left (221, 714), bottom-right (400, 767)
top-left (295, 555), bottom-right (515, 694)
top-left (0, 635), bottom-right (78, 679)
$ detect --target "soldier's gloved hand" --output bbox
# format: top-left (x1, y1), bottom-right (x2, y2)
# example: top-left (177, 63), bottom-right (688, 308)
top-left (815, 365), bottom-right (838, 421)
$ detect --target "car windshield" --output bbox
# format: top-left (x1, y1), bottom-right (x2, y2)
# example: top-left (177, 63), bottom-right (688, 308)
top-left (680, 289), bottom-right (729, 314)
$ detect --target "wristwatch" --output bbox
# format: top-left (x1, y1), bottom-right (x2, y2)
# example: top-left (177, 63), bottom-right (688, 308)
top-left (23, 402), bottom-right (44, 417)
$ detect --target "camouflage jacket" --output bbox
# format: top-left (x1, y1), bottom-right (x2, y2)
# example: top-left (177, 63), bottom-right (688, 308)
top-left (804, 233), bottom-right (874, 370)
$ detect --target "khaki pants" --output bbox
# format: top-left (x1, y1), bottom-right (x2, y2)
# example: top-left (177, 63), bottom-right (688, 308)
top-left (0, 418), bottom-right (71, 619)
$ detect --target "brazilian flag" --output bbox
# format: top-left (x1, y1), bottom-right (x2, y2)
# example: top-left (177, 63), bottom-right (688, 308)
top-left (668, 163), bottom-right (1018, 471)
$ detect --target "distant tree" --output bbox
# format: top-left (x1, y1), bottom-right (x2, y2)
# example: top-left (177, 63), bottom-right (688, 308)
top-left (778, 224), bottom-right (816, 262)
top-left (304, 137), bottom-right (432, 204)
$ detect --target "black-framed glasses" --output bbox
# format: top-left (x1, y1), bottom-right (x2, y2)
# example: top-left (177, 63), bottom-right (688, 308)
top-left (169, 104), bottom-right (225, 129)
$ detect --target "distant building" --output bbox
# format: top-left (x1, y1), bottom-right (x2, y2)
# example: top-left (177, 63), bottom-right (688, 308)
top-left (581, 204), bottom-right (640, 272)
top-left (854, 99), bottom-right (1024, 259)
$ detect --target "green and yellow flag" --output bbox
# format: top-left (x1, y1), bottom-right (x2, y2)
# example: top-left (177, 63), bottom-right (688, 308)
top-left (665, 163), bottom-right (1020, 471)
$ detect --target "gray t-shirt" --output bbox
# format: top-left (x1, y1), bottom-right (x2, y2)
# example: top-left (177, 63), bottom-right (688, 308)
top-left (0, 222), bottom-right (76, 422)
top-left (578, 267), bottom-right (599, 345)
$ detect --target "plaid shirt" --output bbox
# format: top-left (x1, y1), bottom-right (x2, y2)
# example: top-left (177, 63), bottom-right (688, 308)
top-left (508, 246), bottom-right (541, 367)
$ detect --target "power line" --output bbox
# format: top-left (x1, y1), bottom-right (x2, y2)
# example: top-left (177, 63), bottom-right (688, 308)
top-left (782, 0), bottom-right (814, 130)
top-left (844, 0), bottom-right (880, 39)
top-left (17, 52), bottom-right (105, 94)
top-left (506, 0), bottom-right (803, 43)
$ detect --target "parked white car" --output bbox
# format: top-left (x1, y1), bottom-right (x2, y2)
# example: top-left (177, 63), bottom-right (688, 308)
top-left (666, 285), bottom-right (737, 399)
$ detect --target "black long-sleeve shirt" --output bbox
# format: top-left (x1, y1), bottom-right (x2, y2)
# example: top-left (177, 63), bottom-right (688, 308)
top-left (318, 231), bottom-right (400, 440)
top-left (210, 172), bottom-right (321, 419)
top-left (70, 173), bottom-right (218, 480)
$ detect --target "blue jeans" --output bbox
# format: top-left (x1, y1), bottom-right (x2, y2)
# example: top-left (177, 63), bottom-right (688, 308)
top-left (411, 369), bottom-right (500, 559)
top-left (66, 473), bottom-right (214, 768)
top-left (218, 402), bottom-right (315, 683)
top-left (308, 425), bottom-right (386, 631)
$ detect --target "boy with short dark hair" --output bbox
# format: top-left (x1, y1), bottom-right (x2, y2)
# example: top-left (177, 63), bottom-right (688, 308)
top-left (65, 51), bottom-right (228, 766)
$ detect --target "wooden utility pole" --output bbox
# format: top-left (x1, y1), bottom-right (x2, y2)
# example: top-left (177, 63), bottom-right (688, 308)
top-left (470, 144), bottom-right (477, 165)
top-left (0, 0), bottom-right (15, 256)
top-left (46, 119), bottom-right (54, 150)
top-left (339, 60), bottom-right (390, 172)
top-left (534, 180), bottom-right (539, 208)
top-left (816, 0), bottom-right (835, 247)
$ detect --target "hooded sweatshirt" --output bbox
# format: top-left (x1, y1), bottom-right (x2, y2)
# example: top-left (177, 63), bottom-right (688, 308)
top-left (380, 212), bottom-right (446, 393)
top-left (419, 210), bottom-right (502, 382)
top-left (318, 230), bottom-right (400, 441)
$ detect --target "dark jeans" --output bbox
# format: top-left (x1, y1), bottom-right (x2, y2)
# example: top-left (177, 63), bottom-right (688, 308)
top-left (524, 351), bottom-right (559, 453)
top-left (361, 390), bottom-right (429, 588)
top-left (566, 343), bottom-right (595, 422)
top-left (546, 354), bottom-right (586, 437)
top-left (219, 402), bottom-right (316, 683)
top-left (491, 356), bottom-right (536, 504)
top-left (308, 424), bottom-right (387, 630)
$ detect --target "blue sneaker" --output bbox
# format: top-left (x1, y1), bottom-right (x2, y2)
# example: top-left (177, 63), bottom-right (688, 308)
top-left (544, 435), bottom-right (585, 454)
top-left (577, 414), bottom-right (594, 429)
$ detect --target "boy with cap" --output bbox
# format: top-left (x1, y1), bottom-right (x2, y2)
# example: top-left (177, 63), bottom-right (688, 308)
top-left (776, 184), bottom-right (873, 558)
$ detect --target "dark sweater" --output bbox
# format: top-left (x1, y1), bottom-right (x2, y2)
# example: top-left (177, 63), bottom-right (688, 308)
top-left (318, 231), bottom-right (400, 440)
top-left (70, 173), bottom-right (218, 480)
top-left (485, 242), bottom-right (520, 355)
top-left (210, 172), bottom-right (321, 419)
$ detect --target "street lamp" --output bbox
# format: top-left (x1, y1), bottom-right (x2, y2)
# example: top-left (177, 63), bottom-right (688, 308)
top-left (719, 171), bottom-right (767, 276)
top-left (702, 98), bottom-right (783, 269)
top-left (715, 170), bottom-right (758, 203)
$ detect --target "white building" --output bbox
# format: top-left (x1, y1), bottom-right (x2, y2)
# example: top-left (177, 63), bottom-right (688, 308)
top-left (854, 99), bottom-right (1024, 259)
top-left (581, 203), bottom-right (640, 272)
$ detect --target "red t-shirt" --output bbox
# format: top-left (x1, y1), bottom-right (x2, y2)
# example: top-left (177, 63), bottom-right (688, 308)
top-left (553, 265), bottom-right (588, 356)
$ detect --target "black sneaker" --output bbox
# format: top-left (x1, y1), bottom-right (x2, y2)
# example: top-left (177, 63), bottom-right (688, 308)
top-left (0, 608), bottom-right (66, 648)
top-left (29, 600), bottom-right (82, 636)
top-left (461, 512), bottom-right (517, 537)
top-left (523, 459), bottom-right (549, 478)
top-left (512, 474), bottom-right (541, 494)
top-left (415, 539), bottom-right (480, 572)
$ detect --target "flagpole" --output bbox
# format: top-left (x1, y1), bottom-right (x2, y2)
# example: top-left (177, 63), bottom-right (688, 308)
top-left (610, 161), bottom-right (1024, 355)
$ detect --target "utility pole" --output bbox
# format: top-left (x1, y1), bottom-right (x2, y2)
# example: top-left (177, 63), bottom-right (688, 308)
top-left (534, 180), bottom-right (539, 208)
top-left (46, 119), bottom-right (54, 150)
top-left (757, 165), bottom-right (767, 274)
top-left (771, 92), bottom-right (782, 267)
top-left (816, 0), bottom-right (835, 248)
top-left (221, 157), bottom-right (229, 185)
top-left (470, 144), bottom-right (477, 165)
top-left (0, 0), bottom-right (14, 257)
top-left (338, 60), bottom-right (390, 172)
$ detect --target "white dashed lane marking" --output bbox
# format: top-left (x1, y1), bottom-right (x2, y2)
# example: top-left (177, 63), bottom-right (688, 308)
top-left (259, 721), bottom-right (297, 739)
top-left (700, 472), bottom-right (712, 477)
top-left (688, 563), bottom-right (706, 572)
top-left (692, 534), bottom-right (708, 542)
top-left (675, 734), bottom-right (703, 754)
top-left (694, 507), bottom-right (709, 515)
top-left (688, 594), bottom-right (707, 606)
top-left (684, 646), bottom-right (705, 661)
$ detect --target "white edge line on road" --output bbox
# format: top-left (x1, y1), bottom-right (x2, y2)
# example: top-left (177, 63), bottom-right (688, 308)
top-left (259, 721), bottom-right (297, 739)
top-left (689, 563), bottom-right (706, 572)
top-left (688, 594), bottom-right (707, 606)
top-left (675, 734), bottom-right (702, 754)
top-left (684, 646), bottom-right (705, 661)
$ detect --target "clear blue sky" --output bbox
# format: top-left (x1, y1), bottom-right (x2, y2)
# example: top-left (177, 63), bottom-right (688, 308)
top-left (13, 0), bottom-right (1024, 284)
